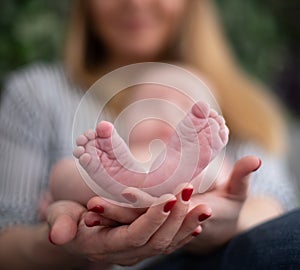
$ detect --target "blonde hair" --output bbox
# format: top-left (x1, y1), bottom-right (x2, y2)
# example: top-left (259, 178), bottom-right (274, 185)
top-left (64, 0), bottom-right (285, 153)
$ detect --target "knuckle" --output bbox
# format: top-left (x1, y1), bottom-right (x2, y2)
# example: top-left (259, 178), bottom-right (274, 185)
top-left (129, 239), bottom-right (144, 248)
top-left (172, 211), bottom-right (186, 222)
top-left (149, 238), bottom-right (171, 253)
top-left (127, 233), bottom-right (146, 248)
top-left (146, 215), bottom-right (164, 228)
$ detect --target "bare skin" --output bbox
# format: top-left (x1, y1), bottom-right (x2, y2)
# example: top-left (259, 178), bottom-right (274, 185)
top-left (73, 101), bottom-right (228, 203)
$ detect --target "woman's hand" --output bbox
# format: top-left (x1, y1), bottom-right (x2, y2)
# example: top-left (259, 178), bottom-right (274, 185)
top-left (46, 186), bottom-right (211, 266)
top-left (185, 155), bottom-right (261, 254)
top-left (85, 156), bottom-right (261, 256)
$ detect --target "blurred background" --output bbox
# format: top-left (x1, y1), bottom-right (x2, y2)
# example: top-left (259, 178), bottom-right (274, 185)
top-left (0, 0), bottom-right (299, 182)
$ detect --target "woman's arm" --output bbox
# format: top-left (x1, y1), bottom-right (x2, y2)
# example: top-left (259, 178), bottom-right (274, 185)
top-left (0, 72), bottom-right (87, 269)
top-left (0, 224), bottom-right (86, 270)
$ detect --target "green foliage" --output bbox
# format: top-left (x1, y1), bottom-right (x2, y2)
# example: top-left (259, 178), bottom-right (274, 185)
top-left (0, 0), bottom-right (69, 85)
top-left (216, 0), bottom-right (287, 83)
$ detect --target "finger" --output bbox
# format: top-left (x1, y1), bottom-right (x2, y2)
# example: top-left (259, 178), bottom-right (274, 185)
top-left (103, 190), bottom-right (193, 262)
top-left (104, 194), bottom-right (177, 250)
top-left (145, 184), bottom-right (193, 252)
top-left (47, 200), bottom-right (86, 245)
top-left (165, 225), bottom-right (202, 254)
top-left (37, 190), bottom-right (54, 221)
top-left (86, 196), bottom-right (145, 224)
top-left (170, 204), bottom-right (211, 246)
top-left (227, 156), bottom-right (261, 200)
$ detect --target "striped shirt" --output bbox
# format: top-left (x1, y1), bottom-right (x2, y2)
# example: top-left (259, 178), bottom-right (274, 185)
top-left (0, 63), bottom-right (298, 231)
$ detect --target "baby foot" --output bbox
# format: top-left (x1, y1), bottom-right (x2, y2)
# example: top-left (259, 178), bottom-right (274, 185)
top-left (142, 101), bottom-right (229, 192)
top-left (73, 121), bottom-right (146, 189)
top-left (73, 101), bottom-right (228, 204)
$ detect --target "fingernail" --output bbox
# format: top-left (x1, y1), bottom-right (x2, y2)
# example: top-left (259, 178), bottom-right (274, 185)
top-left (122, 192), bottom-right (137, 203)
top-left (192, 231), bottom-right (201, 237)
top-left (163, 200), bottom-right (177, 213)
top-left (252, 158), bottom-right (262, 172)
top-left (89, 205), bottom-right (104, 214)
top-left (86, 220), bottom-right (100, 227)
top-left (198, 213), bottom-right (211, 222)
top-left (48, 232), bottom-right (56, 245)
top-left (181, 187), bottom-right (193, 201)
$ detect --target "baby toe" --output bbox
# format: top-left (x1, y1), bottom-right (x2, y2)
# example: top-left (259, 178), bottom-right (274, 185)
top-left (96, 121), bottom-right (114, 138)
top-left (215, 115), bottom-right (226, 126)
top-left (209, 109), bottom-right (218, 118)
top-left (207, 118), bottom-right (225, 149)
top-left (76, 134), bottom-right (88, 146)
top-left (73, 146), bottom-right (85, 158)
top-left (79, 153), bottom-right (92, 168)
top-left (219, 126), bottom-right (229, 145)
top-left (192, 101), bottom-right (210, 119)
top-left (84, 129), bottom-right (96, 140)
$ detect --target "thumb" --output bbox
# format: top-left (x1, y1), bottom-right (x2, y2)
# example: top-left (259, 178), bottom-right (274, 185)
top-left (226, 156), bottom-right (261, 200)
top-left (47, 200), bottom-right (86, 245)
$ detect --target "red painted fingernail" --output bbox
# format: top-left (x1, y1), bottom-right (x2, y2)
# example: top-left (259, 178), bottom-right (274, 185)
top-left (89, 205), bottom-right (104, 214)
top-left (252, 159), bottom-right (262, 172)
top-left (181, 188), bottom-right (193, 201)
top-left (163, 200), bottom-right (177, 213)
top-left (48, 232), bottom-right (56, 245)
top-left (86, 220), bottom-right (100, 227)
top-left (192, 231), bottom-right (201, 237)
top-left (198, 213), bottom-right (211, 222)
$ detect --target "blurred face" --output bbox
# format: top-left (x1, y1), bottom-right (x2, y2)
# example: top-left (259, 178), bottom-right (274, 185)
top-left (88, 0), bottom-right (187, 64)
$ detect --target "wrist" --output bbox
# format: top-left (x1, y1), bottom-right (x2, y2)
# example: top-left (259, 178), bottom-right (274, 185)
top-left (22, 223), bottom-right (86, 269)
top-left (237, 197), bottom-right (283, 233)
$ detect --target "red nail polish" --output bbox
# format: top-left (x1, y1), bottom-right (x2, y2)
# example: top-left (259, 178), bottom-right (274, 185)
top-left (86, 220), bottom-right (100, 227)
top-left (48, 233), bottom-right (56, 245)
top-left (198, 213), bottom-right (211, 222)
top-left (192, 231), bottom-right (201, 237)
top-left (252, 159), bottom-right (262, 172)
top-left (181, 188), bottom-right (193, 201)
top-left (89, 205), bottom-right (104, 214)
top-left (163, 200), bottom-right (177, 213)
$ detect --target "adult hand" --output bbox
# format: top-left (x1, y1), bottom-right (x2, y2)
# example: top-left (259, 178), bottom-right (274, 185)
top-left (86, 156), bottom-right (261, 256)
top-left (47, 186), bottom-right (211, 266)
top-left (185, 155), bottom-right (261, 254)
